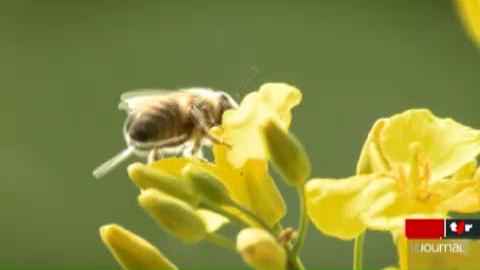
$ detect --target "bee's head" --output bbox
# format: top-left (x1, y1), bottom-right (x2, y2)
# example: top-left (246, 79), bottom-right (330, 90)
top-left (216, 92), bottom-right (238, 124)
top-left (124, 114), bottom-right (159, 145)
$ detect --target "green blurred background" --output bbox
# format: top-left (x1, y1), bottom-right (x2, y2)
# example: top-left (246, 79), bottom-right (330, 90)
top-left (1, 0), bottom-right (479, 269)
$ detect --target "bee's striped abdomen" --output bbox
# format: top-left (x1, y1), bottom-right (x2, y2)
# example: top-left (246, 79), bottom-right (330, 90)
top-left (144, 97), bottom-right (188, 141)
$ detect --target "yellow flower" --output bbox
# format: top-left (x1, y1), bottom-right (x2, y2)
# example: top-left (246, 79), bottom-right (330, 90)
top-left (99, 224), bottom-right (177, 270)
top-left (306, 109), bottom-right (480, 240)
top-left (457, 0), bottom-right (480, 48)
top-left (221, 83), bottom-right (302, 168)
top-left (129, 83), bottom-right (302, 227)
top-left (209, 82), bottom-right (302, 224)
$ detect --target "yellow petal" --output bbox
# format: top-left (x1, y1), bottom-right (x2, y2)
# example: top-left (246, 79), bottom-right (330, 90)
top-left (453, 159), bottom-right (478, 180)
top-left (438, 187), bottom-right (480, 213)
top-left (305, 175), bottom-right (396, 240)
top-left (379, 109), bottom-right (480, 180)
top-left (358, 176), bottom-right (480, 232)
top-left (457, 0), bottom-right (480, 48)
top-left (475, 167), bottom-right (480, 180)
top-left (196, 209), bottom-right (230, 233)
top-left (430, 177), bottom-right (480, 213)
top-left (222, 83), bottom-right (302, 168)
top-left (356, 118), bottom-right (389, 174)
top-left (361, 192), bottom-right (445, 232)
top-left (212, 145), bottom-right (286, 226)
top-left (240, 159), bottom-right (286, 226)
top-left (99, 224), bottom-right (177, 270)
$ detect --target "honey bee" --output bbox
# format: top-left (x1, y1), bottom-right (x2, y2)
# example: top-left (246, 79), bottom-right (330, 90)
top-left (93, 88), bottom-right (238, 179)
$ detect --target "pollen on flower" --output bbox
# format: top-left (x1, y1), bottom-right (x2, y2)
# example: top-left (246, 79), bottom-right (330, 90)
top-left (416, 189), bottom-right (433, 203)
top-left (380, 165), bottom-right (406, 189)
top-left (420, 160), bottom-right (431, 184)
top-left (396, 165), bottom-right (406, 189)
top-left (413, 153), bottom-right (437, 203)
top-left (416, 152), bottom-right (431, 184)
top-left (416, 163), bottom-right (436, 203)
top-left (386, 158), bottom-right (436, 204)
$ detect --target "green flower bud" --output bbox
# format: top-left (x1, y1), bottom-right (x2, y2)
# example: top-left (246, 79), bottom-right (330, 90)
top-left (237, 228), bottom-right (286, 270)
top-left (138, 189), bottom-right (207, 244)
top-left (182, 164), bottom-right (232, 205)
top-left (261, 119), bottom-right (311, 186)
top-left (99, 224), bottom-right (177, 270)
top-left (128, 163), bottom-right (197, 205)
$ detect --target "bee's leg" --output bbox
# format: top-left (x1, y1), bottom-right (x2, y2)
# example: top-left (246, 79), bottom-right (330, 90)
top-left (155, 134), bottom-right (190, 148)
top-left (191, 105), bottom-right (231, 148)
top-left (191, 135), bottom-right (207, 162)
top-left (147, 134), bottom-right (190, 164)
top-left (191, 141), bottom-right (203, 157)
top-left (147, 147), bottom-right (163, 164)
top-left (200, 126), bottom-right (232, 148)
top-left (183, 132), bottom-right (207, 162)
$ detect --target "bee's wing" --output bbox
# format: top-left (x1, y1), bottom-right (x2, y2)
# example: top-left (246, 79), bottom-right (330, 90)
top-left (92, 146), bottom-right (135, 179)
top-left (119, 89), bottom-right (174, 112)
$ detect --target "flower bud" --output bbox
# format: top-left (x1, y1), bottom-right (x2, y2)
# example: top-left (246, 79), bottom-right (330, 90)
top-left (261, 119), bottom-right (310, 186)
top-left (99, 224), bottom-right (177, 270)
top-left (182, 164), bottom-right (232, 205)
top-left (236, 228), bottom-right (286, 270)
top-left (128, 163), bottom-right (197, 205)
top-left (138, 189), bottom-right (207, 244)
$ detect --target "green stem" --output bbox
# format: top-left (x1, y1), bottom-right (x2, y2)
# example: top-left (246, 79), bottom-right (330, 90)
top-left (273, 223), bottom-right (284, 235)
top-left (205, 233), bottom-right (236, 251)
top-left (353, 232), bottom-right (365, 270)
top-left (293, 257), bottom-right (306, 270)
top-left (199, 201), bottom-right (251, 229)
top-left (203, 200), bottom-right (307, 269)
top-left (286, 254), bottom-right (306, 270)
top-left (230, 200), bottom-right (277, 236)
top-left (275, 223), bottom-right (304, 270)
top-left (292, 186), bottom-right (308, 256)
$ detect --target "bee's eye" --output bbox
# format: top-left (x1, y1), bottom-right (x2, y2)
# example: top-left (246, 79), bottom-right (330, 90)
top-left (219, 94), bottom-right (237, 111)
top-left (129, 120), bottom-right (157, 142)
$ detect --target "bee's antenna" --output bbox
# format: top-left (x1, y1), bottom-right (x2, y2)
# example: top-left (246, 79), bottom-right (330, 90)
top-left (93, 146), bottom-right (135, 179)
top-left (235, 66), bottom-right (260, 93)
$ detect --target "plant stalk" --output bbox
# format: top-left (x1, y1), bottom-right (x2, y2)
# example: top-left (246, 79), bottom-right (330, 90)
top-left (230, 200), bottom-right (277, 236)
top-left (292, 185), bottom-right (308, 256)
top-left (354, 232), bottom-right (365, 270)
top-left (205, 233), bottom-right (236, 251)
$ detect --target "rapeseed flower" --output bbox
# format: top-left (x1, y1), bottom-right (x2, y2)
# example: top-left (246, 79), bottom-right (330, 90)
top-left (306, 109), bottom-right (480, 268)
